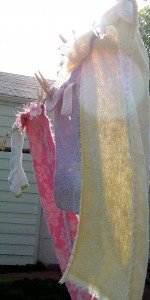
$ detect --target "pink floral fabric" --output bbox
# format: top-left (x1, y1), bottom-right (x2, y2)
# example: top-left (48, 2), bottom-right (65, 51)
top-left (16, 104), bottom-right (97, 300)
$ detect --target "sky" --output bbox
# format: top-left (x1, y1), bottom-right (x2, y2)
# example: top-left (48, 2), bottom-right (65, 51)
top-left (0, 0), bottom-right (149, 79)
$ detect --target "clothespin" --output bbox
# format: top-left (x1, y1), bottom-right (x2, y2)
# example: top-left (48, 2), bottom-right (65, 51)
top-left (72, 29), bottom-right (76, 40)
top-left (37, 87), bottom-right (44, 106)
top-left (35, 87), bottom-right (44, 115)
top-left (35, 71), bottom-right (51, 97)
top-left (59, 34), bottom-right (68, 43)
top-left (0, 132), bottom-right (9, 151)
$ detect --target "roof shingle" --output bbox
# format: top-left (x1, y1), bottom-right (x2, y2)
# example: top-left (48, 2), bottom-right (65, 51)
top-left (0, 71), bottom-right (53, 100)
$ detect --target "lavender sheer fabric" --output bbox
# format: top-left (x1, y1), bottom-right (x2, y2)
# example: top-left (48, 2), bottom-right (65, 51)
top-left (46, 66), bottom-right (81, 214)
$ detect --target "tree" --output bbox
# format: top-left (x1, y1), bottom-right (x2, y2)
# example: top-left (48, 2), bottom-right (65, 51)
top-left (138, 5), bottom-right (150, 58)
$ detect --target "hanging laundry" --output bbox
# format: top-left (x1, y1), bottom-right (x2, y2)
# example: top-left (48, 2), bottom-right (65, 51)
top-left (46, 66), bottom-right (82, 214)
top-left (8, 128), bottom-right (29, 197)
top-left (59, 1), bottom-right (150, 300)
top-left (11, 103), bottom-right (98, 300)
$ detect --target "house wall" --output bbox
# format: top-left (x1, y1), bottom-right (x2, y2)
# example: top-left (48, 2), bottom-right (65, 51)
top-left (0, 99), bottom-right (57, 265)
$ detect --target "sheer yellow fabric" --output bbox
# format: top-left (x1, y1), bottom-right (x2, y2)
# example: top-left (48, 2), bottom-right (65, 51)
top-left (60, 1), bottom-right (149, 299)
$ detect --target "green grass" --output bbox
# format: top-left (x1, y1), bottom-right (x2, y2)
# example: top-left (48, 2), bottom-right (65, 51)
top-left (0, 278), bottom-right (71, 300)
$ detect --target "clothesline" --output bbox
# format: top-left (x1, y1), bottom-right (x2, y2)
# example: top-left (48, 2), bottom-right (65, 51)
top-left (0, 86), bottom-right (45, 152)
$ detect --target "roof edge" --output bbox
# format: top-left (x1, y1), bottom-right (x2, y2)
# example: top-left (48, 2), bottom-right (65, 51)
top-left (0, 94), bottom-right (36, 104)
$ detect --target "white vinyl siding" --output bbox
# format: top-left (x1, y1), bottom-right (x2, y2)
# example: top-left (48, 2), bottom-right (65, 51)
top-left (0, 99), bottom-right (57, 265)
top-left (0, 151), bottom-right (40, 265)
